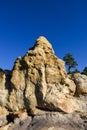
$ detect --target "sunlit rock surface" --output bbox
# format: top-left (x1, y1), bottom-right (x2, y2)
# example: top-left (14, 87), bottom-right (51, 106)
top-left (0, 36), bottom-right (87, 130)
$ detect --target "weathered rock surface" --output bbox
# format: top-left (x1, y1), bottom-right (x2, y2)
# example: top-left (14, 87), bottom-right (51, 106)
top-left (5, 112), bottom-right (87, 130)
top-left (0, 107), bottom-right (8, 127)
top-left (10, 36), bottom-right (67, 113)
top-left (27, 112), bottom-right (86, 130)
top-left (72, 73), bottom-right (87, 95)
top-left (0, 36), bottom-right (87, 129)
top-left (0, 69), bottom-right (8, 107)
top-left (9, 111), bottom-right (31, 130)
top-left (9, 36), bottom-right (87, 114)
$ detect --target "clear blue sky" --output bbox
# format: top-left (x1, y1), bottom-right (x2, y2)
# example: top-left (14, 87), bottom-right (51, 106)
top-left (0, 0), bottom-right (87, 71)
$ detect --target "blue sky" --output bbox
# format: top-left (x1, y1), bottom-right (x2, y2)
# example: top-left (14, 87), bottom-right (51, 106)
top-left (0, 0), bottom-right (87, 71)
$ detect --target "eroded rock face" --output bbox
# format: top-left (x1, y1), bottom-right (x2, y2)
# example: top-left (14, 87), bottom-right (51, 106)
top-left (0, 36), bottom-right (87, 129)
top-left (0, 107), bottom-right (9, 127)
top-left (72, 73), bottom-right (87, 95)
top-left (0, 70), bottom-right (8, 107)
top-left (9, 36), bottom-right (78, 114)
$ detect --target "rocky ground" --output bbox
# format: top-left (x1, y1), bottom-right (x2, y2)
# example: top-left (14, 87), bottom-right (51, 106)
top-left (0, 112), bottom-right (87, 130)
top-left (0, 36), bottom-right (87, 130)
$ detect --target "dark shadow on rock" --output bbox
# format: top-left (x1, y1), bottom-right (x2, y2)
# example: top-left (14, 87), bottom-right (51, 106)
top-left (5, 70), bottom-right (13, 95)
top-left (7, 113), bottom-right (18, 123)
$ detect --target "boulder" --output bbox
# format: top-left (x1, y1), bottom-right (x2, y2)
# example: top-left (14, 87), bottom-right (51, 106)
top-left (72, 73), bottom-right (87, 95)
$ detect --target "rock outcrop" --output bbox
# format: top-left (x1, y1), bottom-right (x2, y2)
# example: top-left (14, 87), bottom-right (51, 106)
top-left (8, 112), bottom-right (87, 130)
top-left (72, 73), bottom-right (87, 95)
top-left (0, 36), bottom-right (87, 130)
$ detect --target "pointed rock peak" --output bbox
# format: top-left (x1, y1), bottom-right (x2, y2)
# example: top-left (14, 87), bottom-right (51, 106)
top-left (35, 36), bottom-right (52, 48)
top-left (33, 36), bottom-right (54, 54)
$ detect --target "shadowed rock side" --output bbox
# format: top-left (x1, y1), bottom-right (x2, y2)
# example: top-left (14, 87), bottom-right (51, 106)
top-left (0, 36), bottom-right (87, 130)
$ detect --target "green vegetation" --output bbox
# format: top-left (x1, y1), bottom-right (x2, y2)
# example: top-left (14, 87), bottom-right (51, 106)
top-left (63, 53), bottom-right (78, 73)
top-left (72, 69), bottom-right (80, 74)
top-left (81, 67), bottom-right (87, 76)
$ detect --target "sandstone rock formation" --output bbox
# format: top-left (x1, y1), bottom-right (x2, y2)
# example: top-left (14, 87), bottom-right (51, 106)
top-left (0, 36), bottom-right (87, 130)
top-left (72, 73), bottom-right (87, 95)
